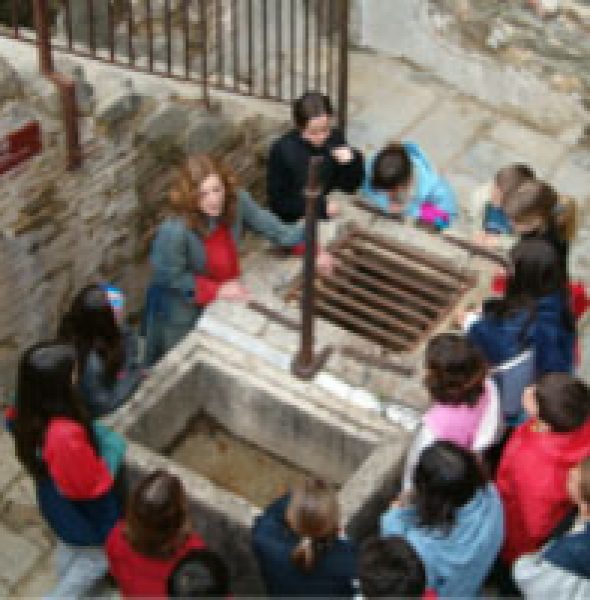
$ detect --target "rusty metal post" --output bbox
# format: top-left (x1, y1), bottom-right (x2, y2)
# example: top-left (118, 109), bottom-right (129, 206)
top-left (292, 156), bottom-right (332, 380)
top-left (33, 0), bottom-right (53, 74)
top-left (337, 0), bottom-right (349, 132)
top-left (33, 0), bottom-right (81, 170)
top-left (51, 73), bottom-right (82, 171)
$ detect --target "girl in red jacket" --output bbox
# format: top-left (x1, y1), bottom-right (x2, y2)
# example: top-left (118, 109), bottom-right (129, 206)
top-left (496, 373), bottom-right (590, 565)
top-left (13, 342), bottom-right (120, 599)
top-left (106, 469), bottom-right (206, 598)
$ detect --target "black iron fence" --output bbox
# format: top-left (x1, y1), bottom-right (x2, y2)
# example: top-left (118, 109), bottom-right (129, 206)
top-left (1, 0), bottom-right (350, 128)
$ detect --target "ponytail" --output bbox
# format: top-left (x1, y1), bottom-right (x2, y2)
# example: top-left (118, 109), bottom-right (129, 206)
top-left (554, 194), bottom-right (577, 242)
top-left (286, 478), bottom-right (339, 572)
top-left (291, 536), bottom-right (316, 572)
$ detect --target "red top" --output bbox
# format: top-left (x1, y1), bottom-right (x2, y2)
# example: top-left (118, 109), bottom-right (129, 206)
top-left (106, 520), bottom-right (206, 598)
top-left (195, 224), bottom-right (240, 306)
top-left (496, 417), bottom-right (590, 564)
top-left (43, 418), bottom-right (113, 500)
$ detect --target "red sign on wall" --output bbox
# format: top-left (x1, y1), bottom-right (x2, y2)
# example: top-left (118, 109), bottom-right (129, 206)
top-left (0, 120), bottom-right (42, 175)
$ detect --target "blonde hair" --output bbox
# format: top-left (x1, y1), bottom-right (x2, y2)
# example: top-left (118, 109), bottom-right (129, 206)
top-left (556, 194), bottom-right (578, 242)
top-left (287, 479), bottom-right (339, 572)
top-left (504, 179), bottom-right (577, 242)
top-left (169, 154), bottom-right (239, 236)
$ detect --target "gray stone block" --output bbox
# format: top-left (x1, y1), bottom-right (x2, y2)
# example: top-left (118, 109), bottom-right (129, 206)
top-left (551, 155), bottom-right (590, 201)
top-left (95, 87), bottom-right (142, 131)
top-left (488, 120), bottom-right (566, 177)
top-left (0, 522), bottom-right (41, 588)
top-left (0, 430), bottom-right (22, 493)
top-left (136, 101), bottom-right (190, 145)
top-left (347, 53), bottom-right (440, 151)
top-left (455, 139), bottom-right (528, 180)
top-left (405, 98), bottom-right (491, 168)
top-left (0, 56), bottom-right (22, 103)
top-left (10, 549), bottom-right (57, 599)
top-left (184, 114), bottom-right (235, 155)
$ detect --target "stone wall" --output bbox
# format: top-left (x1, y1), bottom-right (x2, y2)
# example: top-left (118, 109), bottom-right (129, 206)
top-left (0, 49), bottom-right (285, 400)
top-left (352, 0), bottom-right (589, 137)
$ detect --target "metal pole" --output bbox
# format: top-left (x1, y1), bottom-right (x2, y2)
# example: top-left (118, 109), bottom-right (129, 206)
top-left (33, 0), bottom-right (53, 74)
top-left (292, 156), bottom-right (332, 379)
top-left (337, 0), bottom-right (349, 132)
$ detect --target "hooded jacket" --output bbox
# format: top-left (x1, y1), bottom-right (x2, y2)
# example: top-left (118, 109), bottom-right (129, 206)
top-left (496, 418), bottom-right (590, 564)
top-left (513, 519), bottom-right (590, 599)
top-left (362, 142), bottom-right (457, 224)
top-left (402, 378), bottom-right (503, 492)
top-left (467, 291), bottom-right (575, 377)
top-left (37, 418), bottom-right (120, 546)
top-left (381, 483), bottom-right (504, 598)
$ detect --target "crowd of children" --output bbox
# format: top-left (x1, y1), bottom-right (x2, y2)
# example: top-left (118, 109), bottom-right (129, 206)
top-left (4, 89), bottom-right (590, 598)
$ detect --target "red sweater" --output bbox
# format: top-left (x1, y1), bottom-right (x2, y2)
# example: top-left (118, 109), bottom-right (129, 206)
top-left (43, 418), bottom-right (113, 499)
top-left (195, 224), bottom-right (240, 305)
top-left (106, 520), bottom-right (206, 598)
top-left (496, 417), bottom-right (590, 564)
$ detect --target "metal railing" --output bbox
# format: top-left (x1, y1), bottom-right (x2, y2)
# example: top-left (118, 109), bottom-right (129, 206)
top-left (1, 0), bottom-right (350, 129)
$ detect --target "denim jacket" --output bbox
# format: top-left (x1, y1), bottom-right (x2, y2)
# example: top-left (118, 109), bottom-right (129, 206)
top-left (79, 325), bottom-right (142, 419)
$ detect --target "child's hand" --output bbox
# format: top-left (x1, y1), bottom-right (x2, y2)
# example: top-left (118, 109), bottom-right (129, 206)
top-left (474, 231), bottom-right (500, 248)
top-left (331, 145), bottom-right (354, 164)
top-left (453, 304), bottom-right (481, 330)
top-left (390, 491), bottom-right (412, 508)
top-left (316, 249), bottom-right (335, 277)
top-left (389, 200), bottom-right (403, 216)
top-left (217, 279), bottom-right (251, 302)
top-left (326, 198), bottom-right (341, 218)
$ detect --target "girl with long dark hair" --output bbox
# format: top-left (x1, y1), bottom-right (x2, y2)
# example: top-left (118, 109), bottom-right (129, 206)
top-left (466, 238), bottom-right (575, 375)
top-left (59, 284), bottom-right (141, 418)
top-left (13, 342), bottom-right (119, 598)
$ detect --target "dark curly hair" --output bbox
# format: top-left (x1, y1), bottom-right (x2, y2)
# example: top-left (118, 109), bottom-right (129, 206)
top-left (424, 333), bottom-right (487, 407)
top-left (413, 441), bottom-right (486, 534)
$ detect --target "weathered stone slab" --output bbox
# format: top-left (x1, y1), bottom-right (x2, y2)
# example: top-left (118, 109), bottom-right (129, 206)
top-left (0, 523), bottom-right (41, 588)
top-left (488, 120), bottom-right (566, 177)
top-left (455, 139), bottom-right (528, 180)
top-left (0, 430), bottom-right (21, 493)
top-left (347, 53), bottom-right (440, 151)
top-left (551, 155), bottom-right (590, 201)
top-left (405, 98), bottom-right (492, 168)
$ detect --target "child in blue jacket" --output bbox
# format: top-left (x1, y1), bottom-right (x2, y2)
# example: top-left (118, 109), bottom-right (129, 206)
top-left (362, 142), bottom-right (457, 229)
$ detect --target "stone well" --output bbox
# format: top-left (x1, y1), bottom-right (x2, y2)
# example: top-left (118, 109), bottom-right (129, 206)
top-left (106, 200), bottom-right (498, 594)
top-left (108, 325), bottom-right (409, 594)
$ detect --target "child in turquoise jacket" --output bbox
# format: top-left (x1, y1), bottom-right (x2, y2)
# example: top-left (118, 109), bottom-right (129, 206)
top-left (362, 142), bottom-right (457, 229)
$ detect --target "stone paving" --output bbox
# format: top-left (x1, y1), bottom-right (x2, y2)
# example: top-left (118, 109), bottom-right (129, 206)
top-left (2, 48), bottom-right (589, 597)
